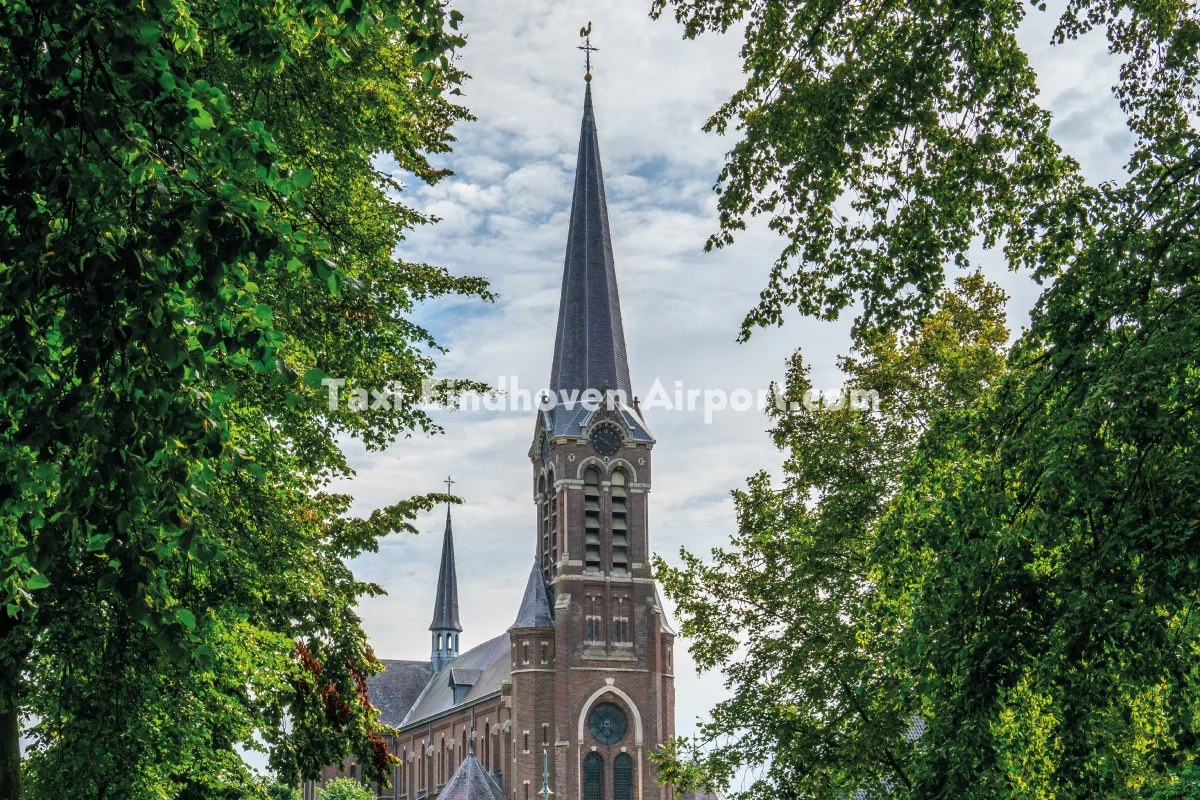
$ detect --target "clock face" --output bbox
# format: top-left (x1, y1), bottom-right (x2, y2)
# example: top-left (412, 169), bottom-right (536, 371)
top-left (588, 425), bottom-right (622, 457)
top-left (587, 702), bottom-right (628, 746)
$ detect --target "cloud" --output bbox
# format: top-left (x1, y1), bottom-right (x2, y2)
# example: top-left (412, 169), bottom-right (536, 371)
top-left (328, 0), bottom-right (1132, 762)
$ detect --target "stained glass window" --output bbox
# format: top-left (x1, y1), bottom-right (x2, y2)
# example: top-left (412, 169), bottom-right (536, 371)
top-left (613, 753), bottom-right (633, 800)
top-left (584, 753), bottom-right (604, 800)
top-left (588, 702), bottom-right (628, 746)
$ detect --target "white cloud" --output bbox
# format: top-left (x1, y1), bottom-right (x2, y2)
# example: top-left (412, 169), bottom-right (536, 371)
top-left (332, 0), bottom-right (1130, 762)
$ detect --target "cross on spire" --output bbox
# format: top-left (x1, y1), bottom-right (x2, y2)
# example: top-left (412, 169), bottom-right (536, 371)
top-left (577, 21), bottom-right (597, 81)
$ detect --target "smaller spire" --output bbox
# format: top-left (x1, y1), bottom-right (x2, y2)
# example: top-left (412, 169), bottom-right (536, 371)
top-left (437, 738), bottom-right (507, 800)
top-left (430, 505), bottom-right (462, 633)
top-left (510, 562), bottom-right (556, 630)
top-left (430, 486), bottom-right (462, 673)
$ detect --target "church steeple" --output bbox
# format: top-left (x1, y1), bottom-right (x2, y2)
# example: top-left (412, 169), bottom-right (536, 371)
top-left (548, 81), bottom-right (632, 398)
top-left (430, 496), bottom-right (461, 672)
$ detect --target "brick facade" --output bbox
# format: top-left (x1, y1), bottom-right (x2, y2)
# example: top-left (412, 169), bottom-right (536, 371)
top-left (303, 76), bottom-right (675, 800)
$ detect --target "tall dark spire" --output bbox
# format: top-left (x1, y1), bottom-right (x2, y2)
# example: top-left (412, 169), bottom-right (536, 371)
top-left (430, 494), bottom-right (461, 672)
top-left (548, 81), bottom-right (633, 398)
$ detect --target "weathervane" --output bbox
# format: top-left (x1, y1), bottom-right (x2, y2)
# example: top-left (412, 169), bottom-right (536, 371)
top-left (578, 21), bottom-right (597, 82)
top-left (444, 475), bottom-right (455, 511)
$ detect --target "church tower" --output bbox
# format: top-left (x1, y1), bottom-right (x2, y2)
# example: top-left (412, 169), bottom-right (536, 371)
top-left (304, 36), bottom-right (676, 800)
top-left (515, 68), bottom-right (677, 800)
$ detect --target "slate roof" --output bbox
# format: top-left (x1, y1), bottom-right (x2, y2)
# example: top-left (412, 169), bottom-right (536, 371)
top-left (400, 632), bottom-right (512, 728)
top-left (436, 752), bottom-right (507, 800)
top-left (548, 82), bottom-right (632, 399)
top-left (366, 660), bottom-right (435, 727)
top-left (449, 668), bottom-right (481, 688)
top-left (430, 506), bottom-right (461, 632)
top-left (510, 562), bottom-right (556, 630)
top-left (654, 585), bottom-right (677, 635)
top-left (537, 399), bottom-right (655, 445)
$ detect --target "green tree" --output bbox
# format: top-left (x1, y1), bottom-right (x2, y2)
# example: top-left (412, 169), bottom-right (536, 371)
top-left (869, 135), bottom-right (1200, 797)
top-left (317, 778), bottom-right (374, 800)
top-left (269, 780), bottom-right (303, 800)
top-left (651, 0), bottom-right (1084, 339)
top-left (0, 1), bottom-right (484, 798)
top-left (1144, 766), bottom-right (1200, 800)
top-left (652, 0), bottom-right (1200, 795)
top-left (656, 275), bottom-right (1010, 798)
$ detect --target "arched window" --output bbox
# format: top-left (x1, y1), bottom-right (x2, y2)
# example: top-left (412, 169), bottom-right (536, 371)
top-left (584, 753), bottom-right (604, 800)
top-left (613, 753), bottom-right (633, 800)
top-left (610, 471), bottom-right (628, 572)
top-left (484, 722), bottom-right (491, 771)
top-left (461, 729), bottom-right (467, 766)
top-left (400, 750), bottom-right (406, 797)
top-left (583, 468), bottom-right (602, 571)
top-left (540, 474), bottom-right (551, 578)
top-left (548, 468), bottom-right (558, 575)
top-left (612, 598), bottom-right (629, 644)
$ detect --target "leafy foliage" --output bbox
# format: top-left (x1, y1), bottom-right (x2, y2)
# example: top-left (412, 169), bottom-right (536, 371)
top-left (269, 781), bottom-right (303, 800)
top-left (316, 778), bottom-right (375, 800)
top-left (869, 134), bottom-right (1200, 798)
top-left (0, 0), bottom-right (484, 797)
top-left (1144, 765), bottom-right (1200, 800)
top-left (651, 0), bottom-right (1083, 337)
top-left (653, 0), bottom-right (1200, 795)
top-left (655, 276), bottom-right (1010, 798)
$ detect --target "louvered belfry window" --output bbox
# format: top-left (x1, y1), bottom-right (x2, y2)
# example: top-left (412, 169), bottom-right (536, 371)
top-left (583, 468), bottom-right (602, 570)
top-left (549, 471), bottom-right (558, 571)
top-left (610, 470), bottom-right (628, 572)
top-left (539, 476), bottom-right (551, 578)
top-left (584, 753), bottom-right (604, 800)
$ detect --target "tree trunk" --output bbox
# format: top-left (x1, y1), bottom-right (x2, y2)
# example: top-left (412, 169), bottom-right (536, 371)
top-left (0, 695), bottom-right (18, 800)
top-left (0, 610), bottom-right (22, 800)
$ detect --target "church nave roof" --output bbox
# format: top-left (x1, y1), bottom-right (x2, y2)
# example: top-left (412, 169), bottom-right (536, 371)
top-left (366, 659), bottom-right (435, 727)
top-left (399, 632), bottom-right (512, 728)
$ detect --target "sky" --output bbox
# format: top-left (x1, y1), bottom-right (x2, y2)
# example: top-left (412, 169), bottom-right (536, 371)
top-left (326, 0), bottom-right (1133, 788)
